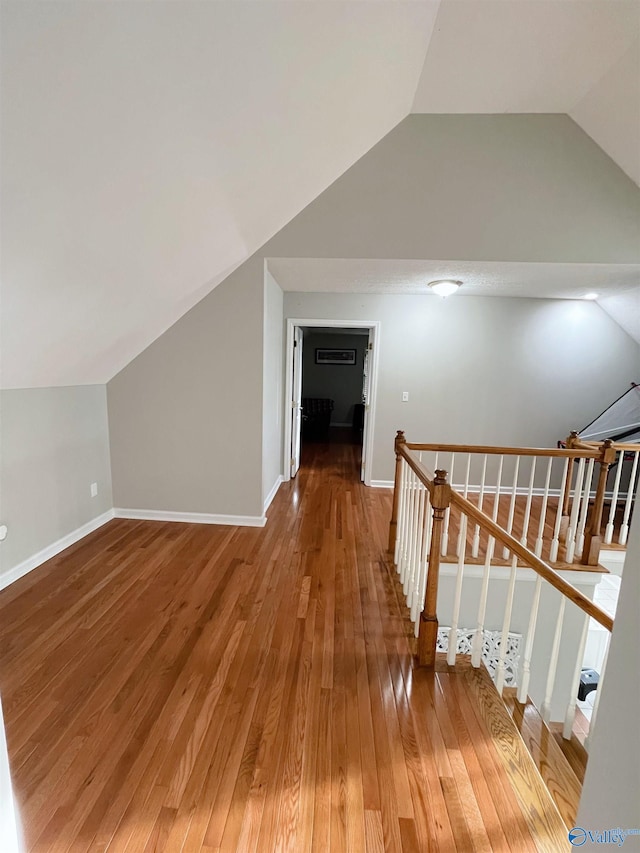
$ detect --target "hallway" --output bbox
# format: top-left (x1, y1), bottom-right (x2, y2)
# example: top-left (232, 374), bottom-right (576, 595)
top-left (0, 443), bottom-right (565, 851)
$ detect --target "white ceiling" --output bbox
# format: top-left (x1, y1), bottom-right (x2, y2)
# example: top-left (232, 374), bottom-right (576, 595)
top-left (1, 0), bottom-right (639, 388)
top-left (268, 257), bottom-right (640, 342)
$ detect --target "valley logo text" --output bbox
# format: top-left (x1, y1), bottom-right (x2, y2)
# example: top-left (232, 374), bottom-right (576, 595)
top-left (569, 827), bottom-right (640, 847)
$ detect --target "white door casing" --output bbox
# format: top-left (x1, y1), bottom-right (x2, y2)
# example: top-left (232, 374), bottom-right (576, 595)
top-left (283, 318), bottom-right (380, 487)
top-left (290, 326), bottom-right (304, 478)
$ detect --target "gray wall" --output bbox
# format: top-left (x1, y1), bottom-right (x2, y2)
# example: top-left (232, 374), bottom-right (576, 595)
top-left (578, 508), bottom-right (640, 847)
top-left (108, 257), bottom-right (264, 517)
top-left (267, 115), bottom-right (640, 264)
top-left (0, 386), bottom-right (113, 577)
top-left (284, 292), bottom-right (640, 483)
top-left (107, 114), bottom-right (640, 516)
top-left (302, 332), bottom-right (367, 426)
top-left (262, 271), bottom-right (284, 506)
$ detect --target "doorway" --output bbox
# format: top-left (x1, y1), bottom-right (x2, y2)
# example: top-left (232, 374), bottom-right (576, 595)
top-left (284, 319), bottom-right (380, 485)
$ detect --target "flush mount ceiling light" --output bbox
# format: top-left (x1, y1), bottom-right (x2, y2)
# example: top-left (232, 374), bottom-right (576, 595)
top-left (583, 292), bottom-right (599, 300)
top-left (428, 279), bottom-right (462, 298)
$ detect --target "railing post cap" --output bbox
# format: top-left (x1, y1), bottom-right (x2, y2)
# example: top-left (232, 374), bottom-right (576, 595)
top-left (434, 469), bottom-right (448, 484)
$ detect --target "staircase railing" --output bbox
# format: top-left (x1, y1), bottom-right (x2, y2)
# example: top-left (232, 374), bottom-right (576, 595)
top-left (389, 431), bottom-right (615, 743)
top-left (575, 439), bottom-right (639, 547)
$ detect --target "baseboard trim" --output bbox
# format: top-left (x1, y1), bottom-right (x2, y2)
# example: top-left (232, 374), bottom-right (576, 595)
top-left (371, 480), bottom-right (394, 489)
top-left (0, 509), bottom-right (115, 592)
top-left (263, 476), bottom-right (283, 514)
top-left (114, 508), bottom-right (267, 528)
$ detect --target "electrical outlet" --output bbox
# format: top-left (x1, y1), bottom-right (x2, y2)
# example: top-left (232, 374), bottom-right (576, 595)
top-left (402, 391), bottom-right (409, 402)
top-left (90, 482), bottom-right (98, 498)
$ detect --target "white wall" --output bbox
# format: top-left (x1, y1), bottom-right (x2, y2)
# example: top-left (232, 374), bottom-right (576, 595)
top-left (262, 270), bottom-right (284, 508)
top-left (284, 292), bottom-right (640, 483)
top-left (0, 386), bottom-right (113, 584)
top-left (578, 508), bottom-right (640, 847)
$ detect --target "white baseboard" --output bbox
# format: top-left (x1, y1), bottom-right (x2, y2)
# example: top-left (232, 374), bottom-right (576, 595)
top-left (114, 508), bottom-right (267, 528)
top-left (371, 480), bottom-right (394, 489)
top-left (263, 476), bottom-right (283, 514)
top-left (0, 509), bottom-right (115, 593)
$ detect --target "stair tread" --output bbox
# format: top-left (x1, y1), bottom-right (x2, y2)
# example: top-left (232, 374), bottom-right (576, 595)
top-left (502, 690), bottom-right (584, 827)
top-left (441, 655), bottom-right (571, 852)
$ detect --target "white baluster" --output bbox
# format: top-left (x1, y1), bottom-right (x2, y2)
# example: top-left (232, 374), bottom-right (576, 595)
top-left (566, 458), bottom-right (586, 564)
top-left (456, 455), bottom-right (472, 556)
top-left (541, 596), bottom-right (566, 723)
top-left (472, 535), bottom-right (495, 667)
top-left (517, 575), bottom-right (542, 704)
top-left (403, 470), bottom-right (419, 594)
top-left (400, 467), bottom-right (414, 584)
top-left (407, 484), bottom-right (425, 612)
top-left (495, 554), bottom-right (519, 694)
top-left (441, 453), bottom-right (455, 556)
top-left (619, 450), bottom-right (639, 546)
top-left (520, 457), bottom-right (536, 548)
top-left (472, 455), bottom-right (488, 557)
top-left (447, 514), bottom-right (468, 666)
top-left (394, 459), bottom-right (407, 567)
top-left (411, 488), bottom-right (428, 625)
top-left (535, 457), bottom-right (553, 558)
top-left (563, 612), bottom-right (591, 739)
top-left (586, 633), bottom-right (611, 750)
top-left (414, 490), bottom-right (432, 635)
top-left (605, 450), bottom-right (623, 544)
top-left (503, 456), bottom-right (520, 559)
top-left (550, 458), bottom-right (569, 563)
top-left (576, 458), bottom-right (595, 557)
top-left (491, 455), bottom-right (504, 524)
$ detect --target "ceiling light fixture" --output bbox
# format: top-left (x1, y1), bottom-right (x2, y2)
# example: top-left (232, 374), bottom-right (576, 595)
top-left (583, 292), bottom-right (599, 300)
top-left (428, 279), bottom-right (461, 298)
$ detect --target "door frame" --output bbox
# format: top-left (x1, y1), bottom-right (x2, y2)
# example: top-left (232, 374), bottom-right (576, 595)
top-left (283, 318), bottom-right (381, 486)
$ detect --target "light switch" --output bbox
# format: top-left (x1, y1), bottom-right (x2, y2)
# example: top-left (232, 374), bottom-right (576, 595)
top-left (402, 391), bottom-right (409, 402)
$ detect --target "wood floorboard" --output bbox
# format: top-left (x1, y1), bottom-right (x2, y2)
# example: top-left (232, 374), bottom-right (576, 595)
top-left (1, 437), bottom-right (562, 851)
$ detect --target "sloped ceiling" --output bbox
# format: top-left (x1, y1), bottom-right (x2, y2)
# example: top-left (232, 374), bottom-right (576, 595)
top-left (1, 0), bottom-right (639, 389)
top-left (412, 0), bottom-right (640, 187)
top-left (0, 1), bottom-right (438, 388)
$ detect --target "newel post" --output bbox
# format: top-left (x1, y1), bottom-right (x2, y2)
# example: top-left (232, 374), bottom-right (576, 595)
top-left (418, 469), bottom-right (451, 667)
top-left (388, 431), bottom-right (406, 554)
top-left (558, 431), bottom-right (579, 562)
top-left (582, 439), bottom-right (616, 566)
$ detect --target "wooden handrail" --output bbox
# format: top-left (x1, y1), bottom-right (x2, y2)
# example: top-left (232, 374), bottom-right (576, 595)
top-left (404, 441), bottom-right (600, 459)
top-left (579, 440), bottom-right (639, 451)
top-left (397, 442), bottom-right (613, 632)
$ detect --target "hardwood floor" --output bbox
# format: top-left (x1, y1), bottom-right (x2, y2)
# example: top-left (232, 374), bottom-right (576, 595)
top-left (0, 440), bottom-right (566, 851)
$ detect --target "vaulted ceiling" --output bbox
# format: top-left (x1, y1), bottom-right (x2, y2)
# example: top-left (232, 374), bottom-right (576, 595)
top-left (2, 0), bottom-right (639, 389)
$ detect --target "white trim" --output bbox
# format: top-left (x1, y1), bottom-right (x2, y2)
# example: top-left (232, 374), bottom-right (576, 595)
top-left (0, 509), bottom-right (115, 592)
top-left (283, 317), bottom-right (381, 487)
top-left (371, 479), bottom-right (394, 489)
top-left (113, 508), bottom-right (267, 528)
top-left (263, 476), bottom-right (283, 514)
